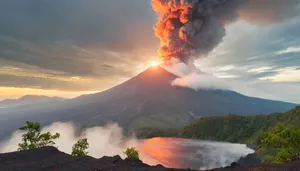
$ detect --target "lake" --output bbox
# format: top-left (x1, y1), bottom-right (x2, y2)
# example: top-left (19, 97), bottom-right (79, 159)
top-left (134, 137), bottom-right (254, 170)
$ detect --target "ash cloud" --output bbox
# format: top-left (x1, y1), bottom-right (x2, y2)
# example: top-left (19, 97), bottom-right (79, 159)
top-left (239, 0), bottom-right (300, 24)
top-left (152, 0), bottom-right (300, 64)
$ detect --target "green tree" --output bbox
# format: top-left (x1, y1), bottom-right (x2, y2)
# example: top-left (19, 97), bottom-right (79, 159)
top-left (124, 147), bottom-right (139, 160)
top-left (258, 124), bottom-right (300, 163)
top-left (72, 138), bottom-right (89, 156)
top-left (18, 121), bottom-right (60, 151)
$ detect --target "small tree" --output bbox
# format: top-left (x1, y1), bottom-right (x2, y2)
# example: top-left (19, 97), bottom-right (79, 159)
top-left (18, 121), bottom-right (60, 151)
top-left (72, 138), bottom-right (89, 156)
top-left (124, 147), bottom-right (139, 160)
top-left (259, 124), bottom-right (300, 163)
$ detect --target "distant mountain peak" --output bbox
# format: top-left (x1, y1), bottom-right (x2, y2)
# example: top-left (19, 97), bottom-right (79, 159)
top-left (20, 95), bottom-right (48, 100)
top-left (0, 95), bottom-right (66, 108)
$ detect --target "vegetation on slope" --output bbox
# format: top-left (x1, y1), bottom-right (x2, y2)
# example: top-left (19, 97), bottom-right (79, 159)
top-left (135, 127), bottom-right (180, 139)
top-left (179, 106), bottom-right (300, 144)
top-left (258, 124), bottom-right (300, 163)
top-left (177, 106), bottom-right (300, 163)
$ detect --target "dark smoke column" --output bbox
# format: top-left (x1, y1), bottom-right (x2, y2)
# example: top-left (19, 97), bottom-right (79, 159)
top-left (152, 0), bottom-right (300, 64)
top-left (152, 0), bottom-right (237, 64)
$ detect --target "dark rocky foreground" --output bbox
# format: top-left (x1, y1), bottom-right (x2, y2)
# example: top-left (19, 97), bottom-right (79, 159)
top-left (0, 147), bottom-right (299, 171)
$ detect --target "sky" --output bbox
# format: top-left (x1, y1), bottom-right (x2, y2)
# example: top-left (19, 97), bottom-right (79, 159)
top-left (0, 0), bottom-right (300, 103)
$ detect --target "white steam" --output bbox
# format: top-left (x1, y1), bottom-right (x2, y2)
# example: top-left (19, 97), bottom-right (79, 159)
top-left (0, 122), bottom-right (138, 158)
top-left (163, 59), bottom-right (231, 90)
top-left (172, 73), bottom-right (230, 90)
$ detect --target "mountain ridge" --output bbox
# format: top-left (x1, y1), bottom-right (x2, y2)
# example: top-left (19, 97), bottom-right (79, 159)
top-left (0, 95), bottom-right (66, 108)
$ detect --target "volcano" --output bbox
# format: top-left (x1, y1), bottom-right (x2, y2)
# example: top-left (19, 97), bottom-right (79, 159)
top-left (0, 67), bottom-right (297, 138)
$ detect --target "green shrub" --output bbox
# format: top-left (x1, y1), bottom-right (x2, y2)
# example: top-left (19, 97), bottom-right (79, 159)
top-left (18, 121), bottom-right (60, 151)
top-left (124, 147), bottom-right (139, 160)
top-left (72, 138), bottom-right (89, 156)
top-left (258, 124), bottom-right (300, 163)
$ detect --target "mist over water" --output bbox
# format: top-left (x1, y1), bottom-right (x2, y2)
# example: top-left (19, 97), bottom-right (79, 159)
top-left (0, 122), bottom-right (253, 170)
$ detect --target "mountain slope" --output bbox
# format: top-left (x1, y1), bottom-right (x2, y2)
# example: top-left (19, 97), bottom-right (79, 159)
top-left (48, 67), bottom-right (296, 129)
top-left (0, 67), bottom-right (297, 139)
top-left (179, 106), bottom-right (300, 143)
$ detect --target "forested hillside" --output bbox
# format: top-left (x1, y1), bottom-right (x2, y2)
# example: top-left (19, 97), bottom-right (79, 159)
top-left (179, 106), bottom-right (300, 144)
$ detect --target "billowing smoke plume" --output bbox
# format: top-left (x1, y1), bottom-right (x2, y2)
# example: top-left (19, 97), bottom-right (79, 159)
top-left (152, 0), bottom-right (236, 63)
top-left (152, 0), bottom-right (300, 91)
top-left (152, 0), bottom-right (300, 64)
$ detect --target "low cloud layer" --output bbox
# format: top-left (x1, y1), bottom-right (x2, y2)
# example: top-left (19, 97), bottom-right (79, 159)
top-left (0, 122), bottom-right (137, 158)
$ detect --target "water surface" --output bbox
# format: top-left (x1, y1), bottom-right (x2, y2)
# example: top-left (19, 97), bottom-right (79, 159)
top-left (135, 137), bottom-right (254, 170)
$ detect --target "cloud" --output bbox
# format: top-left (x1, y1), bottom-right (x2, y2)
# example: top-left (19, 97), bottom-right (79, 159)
top-left (216, 65), bottom-right (236, 72)
top-left (0, 0), bottom-right (156, 50)
top-left (239, 0), bottom-right (300, 24)
top-left (275, 46), bottom-right (300, 55)
top-left (232, 81), bottom-right (300, 104)
top-left (247, 67), bottom-right (274, 73)
top-left (259, 67), bottom-right (300, 82)
top-left (0, 0), bottom-right (159, 94)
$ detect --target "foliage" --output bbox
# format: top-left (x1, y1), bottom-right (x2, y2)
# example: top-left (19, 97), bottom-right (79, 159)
top-left (258, 124), bottom-right (300, 163)
top-left (136, 128), bottom-right (179, 139)
top-left (18, 121), bottom-right (60, 151)
top-left (179, 106), bottom-right (300, 144)
top-left (124, 147), bottom-right (139, 160)
top-left (72, 138), bottom-right (89, 156)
